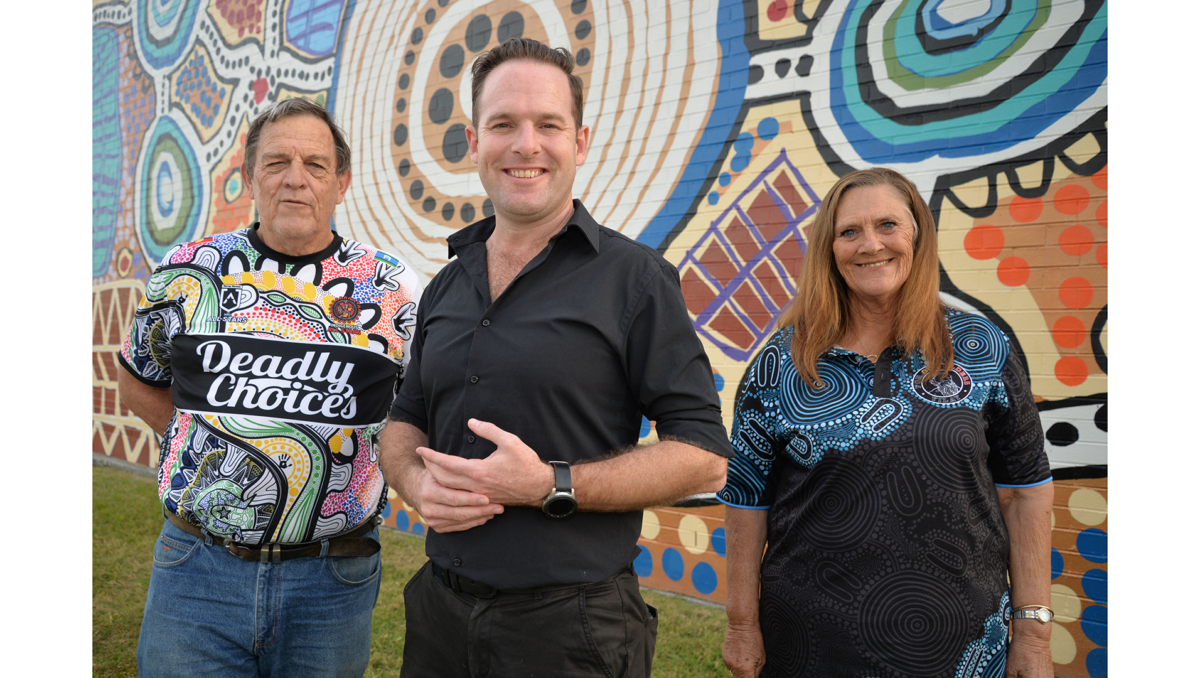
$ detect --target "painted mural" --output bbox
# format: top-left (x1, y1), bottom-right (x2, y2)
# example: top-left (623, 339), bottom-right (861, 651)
top-left (93, 1), bottom-right (1107, 675)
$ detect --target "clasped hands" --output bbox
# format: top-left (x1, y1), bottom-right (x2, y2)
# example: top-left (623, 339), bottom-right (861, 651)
top-left (411, 418), bottom-right (556, 532)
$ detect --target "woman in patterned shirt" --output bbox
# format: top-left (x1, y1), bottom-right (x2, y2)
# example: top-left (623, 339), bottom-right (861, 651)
top-left (719, 168), bottom-right (1054, 678)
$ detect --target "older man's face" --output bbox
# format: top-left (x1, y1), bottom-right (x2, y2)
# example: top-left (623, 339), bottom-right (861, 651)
top-left (245, 114), bottom-right (351, 256)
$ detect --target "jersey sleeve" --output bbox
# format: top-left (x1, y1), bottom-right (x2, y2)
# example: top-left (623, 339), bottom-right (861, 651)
top-left (388, 273), bottom-right (433, 433)
top-left (118, 262), bottom-right (188, 386)
top-left (986, 345), bottom-right (1052, 487)
top-left (717, 334), bottom-right (788, 508)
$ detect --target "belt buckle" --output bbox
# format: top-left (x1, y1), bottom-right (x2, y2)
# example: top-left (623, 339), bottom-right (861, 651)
top-left (225, 541), bottom-right (243, 559)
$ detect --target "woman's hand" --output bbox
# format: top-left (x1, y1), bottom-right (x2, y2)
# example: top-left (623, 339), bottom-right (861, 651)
top-left (723, 621), bottom-right (766, 678)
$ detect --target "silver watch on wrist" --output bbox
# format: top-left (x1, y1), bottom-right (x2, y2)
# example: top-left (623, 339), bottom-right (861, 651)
top-left (1010, 606), bottom-right (1054, 624)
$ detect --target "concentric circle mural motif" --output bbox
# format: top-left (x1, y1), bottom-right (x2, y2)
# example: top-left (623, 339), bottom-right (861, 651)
top-left (336, 0), bottom-right (730, 278)
top-left (136, 116), bottom-right (206, 264)
top-left (135, 0), bottom-right (203, 70)
top-left (792, 0), bottom-right (1109, 179)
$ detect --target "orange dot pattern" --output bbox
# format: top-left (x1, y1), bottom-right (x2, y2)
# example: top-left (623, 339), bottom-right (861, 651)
top-left (970, 168), bottom-right (1108, 387)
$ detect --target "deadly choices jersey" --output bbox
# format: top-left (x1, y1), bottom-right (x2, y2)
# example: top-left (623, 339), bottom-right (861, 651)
top-left (120, 225), bottom-right (422, 546)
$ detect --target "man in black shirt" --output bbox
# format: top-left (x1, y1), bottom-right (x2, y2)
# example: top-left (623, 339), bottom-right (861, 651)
top-left (380, 38), bottom-right (732, 677)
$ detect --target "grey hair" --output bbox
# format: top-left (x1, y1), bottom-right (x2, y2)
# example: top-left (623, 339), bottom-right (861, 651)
top-left (243, 98), bottom-right (351, 180)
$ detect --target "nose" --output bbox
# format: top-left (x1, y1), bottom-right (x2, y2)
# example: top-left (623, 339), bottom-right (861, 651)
top-left (511, 121), bottom-right (538, 156)
top-left (282, 158), bottom-right (307, 187)
top-left (859, 227), bottom-right (884, 254)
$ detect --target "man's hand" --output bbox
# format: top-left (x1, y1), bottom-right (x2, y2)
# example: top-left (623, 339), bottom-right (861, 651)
top-left (417, 418), bottom-right (554, 507)
top-left (723, 622), bottom-right (766, 678)
top-left (379, 419), bottom-right (505, 533)
top-left (407, 463), bottom-right (504, 533)
top-left (1006, 626), bottom-right (1053, 677)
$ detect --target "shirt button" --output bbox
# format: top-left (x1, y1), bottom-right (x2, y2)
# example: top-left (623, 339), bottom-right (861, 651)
top-left (481, 319), bottom-right (490, 327)
top-left (467, 435), bottom-right (476, 443)
top-left (453, 558), bottom-right (462, 567)
top-left (470, 375), bottom-right (479, 383)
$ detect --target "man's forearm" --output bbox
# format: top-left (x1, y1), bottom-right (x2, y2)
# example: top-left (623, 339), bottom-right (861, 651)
top-left (378, 418), bottom-right (430, 508)
top-left (117, 368), bottom-right (175, 435)
top-left (570, 440), bottom-right (727, 512)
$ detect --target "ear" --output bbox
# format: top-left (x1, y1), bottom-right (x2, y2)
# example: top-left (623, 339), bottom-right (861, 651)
top-left (575, 124), bottom-right (590, 166)
top-left (242, 162), bottom-right (254, 198)
top-left (466, 125), bottom-right (479, 164)
top-left (335, 169), bottom-right (352, 205)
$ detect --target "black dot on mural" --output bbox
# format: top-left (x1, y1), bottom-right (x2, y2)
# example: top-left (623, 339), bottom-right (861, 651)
top-left (394, 124), bottom-right (408, 146)
top-left (575, 20), bottom-right (592, 40)
top-left (575, 48), bottom-right (590, 67)
top-left (1046, 422), bottom-right (1079, 447)
top-left (438, 0), bottom-right (449, 6)
top-left (1094, 404), bottom-right (1107, 432)
top-left (396, 98), bottom-right (407, 113)
top-left (440, 44), bottom-right (464, 78)
top-left (571, 0), bottom-right (588, 14)
top-left (466, 15), bottom-right (492, 52)
top-left (412, 27), bottom-right (424, 45)
top-left (410, 179), bottom-right (424, 200)
top-left (425, 8), bottom-right (436, 24)
top-left (429, 89), bottom-right (455, 124)
top-left (483, 198), bottom-right (494, 217)
top-left (497, 12), bottom-right (525, 42)
top-left (398, 158), bottom-right (411, 176)
top-left (405, 50), bottom-right (415, 65)
top-left (748, 64), bottom-right (764, 84)
top-left (442, 202), bottom-right (455, 221)
top-left (423, 197), bottom-right (436, 212)
top-left (443, 124), bottom-right (468, 162)
top-left (461, 202), bottom-right (476, 222)
top-left (774, 59), bottom-right (791, 78)
top-left (796, 55), bottom-right (814, 77)
top-left (399, 73), bottom-right (410, 90)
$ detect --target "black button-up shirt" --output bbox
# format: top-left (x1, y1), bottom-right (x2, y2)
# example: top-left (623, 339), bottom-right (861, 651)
top-left (390, 201), bottom-right (733, 588)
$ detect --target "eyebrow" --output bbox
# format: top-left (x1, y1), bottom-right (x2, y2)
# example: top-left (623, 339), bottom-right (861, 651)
top-left (259, 150), bottom-right (332, 163)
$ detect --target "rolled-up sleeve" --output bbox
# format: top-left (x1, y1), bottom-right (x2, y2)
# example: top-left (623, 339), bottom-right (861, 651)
top-left (623, 264), bottom-right (733, 458)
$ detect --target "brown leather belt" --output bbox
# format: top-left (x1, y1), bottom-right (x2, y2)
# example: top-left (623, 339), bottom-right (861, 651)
top-left (166, 511), bottom-right (381, 563)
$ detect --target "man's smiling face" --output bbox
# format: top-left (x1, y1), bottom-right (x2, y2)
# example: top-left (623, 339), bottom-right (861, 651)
top-left (465, 59), bottom-right (590, 227)
top-left (245, 114), bottom-right (351, 255)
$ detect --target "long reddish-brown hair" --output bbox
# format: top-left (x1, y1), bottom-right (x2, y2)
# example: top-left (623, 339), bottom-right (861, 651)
top-left (778, 167), bottom-right (952, 388)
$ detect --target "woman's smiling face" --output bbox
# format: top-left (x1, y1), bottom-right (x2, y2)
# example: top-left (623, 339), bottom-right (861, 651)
top-left (832, 184), bottom-right (917, 307)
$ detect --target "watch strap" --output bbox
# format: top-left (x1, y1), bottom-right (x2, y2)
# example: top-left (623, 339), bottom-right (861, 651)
top-left (550, 461), bottom-right (571, 492)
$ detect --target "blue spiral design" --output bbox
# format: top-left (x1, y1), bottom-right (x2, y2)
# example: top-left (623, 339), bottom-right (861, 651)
top-left (779, 357), bottom-right (867, 423)
top-left (829, 0), bottom-right (1108, 163)
top-left (948, 312), bottom-right (1008, 372)
top-left (136, 0), bottom-right (201, 70)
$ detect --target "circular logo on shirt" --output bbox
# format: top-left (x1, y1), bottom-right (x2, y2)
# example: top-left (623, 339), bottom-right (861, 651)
top-left (330, 297), bottom-right (360, 323)
top-left (912, 365), bottom-right (973, 405)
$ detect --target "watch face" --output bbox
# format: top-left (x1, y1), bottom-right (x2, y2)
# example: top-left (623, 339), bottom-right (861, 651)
top-left (544, 495), bottom-right (576, 519)
top-left (1036, 608), bottom-right (1053, 623)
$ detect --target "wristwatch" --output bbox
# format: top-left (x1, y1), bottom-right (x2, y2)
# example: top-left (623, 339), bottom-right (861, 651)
top-left (541, 461), bottom-right (577, 519)
top-left (1010, 606), bottom-right (1054, 624)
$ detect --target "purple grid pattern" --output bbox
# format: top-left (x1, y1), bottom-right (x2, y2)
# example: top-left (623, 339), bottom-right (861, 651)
top-left (681, 150), bottom-right (821, 361)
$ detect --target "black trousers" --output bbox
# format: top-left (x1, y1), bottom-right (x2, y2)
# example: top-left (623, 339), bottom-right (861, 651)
top-left (399, 561), bottom-right (658, 678)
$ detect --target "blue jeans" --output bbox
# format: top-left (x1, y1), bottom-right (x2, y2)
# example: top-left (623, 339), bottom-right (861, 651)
top-left (136, 519), bottom-right (381, 678)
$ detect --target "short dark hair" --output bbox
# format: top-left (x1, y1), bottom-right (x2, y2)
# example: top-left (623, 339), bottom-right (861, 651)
top-left (470, 38), bottom-right (584, 129)
top-left (243, 98), bottom-right (351, 180)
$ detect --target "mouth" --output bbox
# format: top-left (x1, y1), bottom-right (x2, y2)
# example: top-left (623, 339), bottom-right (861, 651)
top-left (504, 169), bottom-right (545, 179)
top-left (857, 259), bottom-right (893, 269)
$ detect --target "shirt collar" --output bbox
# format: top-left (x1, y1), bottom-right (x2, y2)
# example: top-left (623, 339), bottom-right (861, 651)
top-left (446, 199), bottom-right (601, 258)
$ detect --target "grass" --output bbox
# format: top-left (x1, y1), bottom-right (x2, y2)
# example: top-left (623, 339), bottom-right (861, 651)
top-left (93, 465), bottom-right (729, 677)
